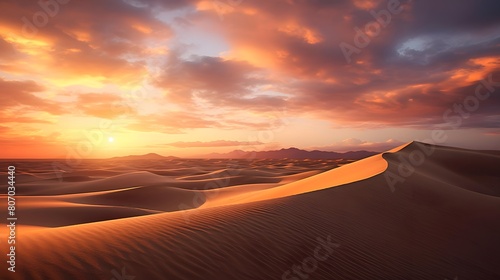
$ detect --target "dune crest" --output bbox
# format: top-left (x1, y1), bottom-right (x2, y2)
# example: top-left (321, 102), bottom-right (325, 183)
top-left (202, 142), bottom-right (412, 207)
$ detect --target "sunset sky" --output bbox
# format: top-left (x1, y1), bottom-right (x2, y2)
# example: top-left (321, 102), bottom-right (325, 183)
top-left (1, 0), bottom-right (499, 158)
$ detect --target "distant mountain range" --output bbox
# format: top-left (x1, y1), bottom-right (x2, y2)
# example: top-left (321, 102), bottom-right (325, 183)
top-left (204, 147), bottom-right (377, 160)
top-left (109, 153), bottom-right (179, 161)
top-left (108, 148), bottom-right (377, 160)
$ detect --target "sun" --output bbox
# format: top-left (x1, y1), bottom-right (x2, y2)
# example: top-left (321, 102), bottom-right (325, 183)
top-left (108, 137), bottom-right (114, 143)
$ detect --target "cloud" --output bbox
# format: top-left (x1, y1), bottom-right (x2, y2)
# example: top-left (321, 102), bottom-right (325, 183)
top-left (155, 51), bottom-right (285, 111)
top-left (75, 93), bottom-right (136, 119)
top-left (0, 0), bottom-right (177, 85)
top-left (190, 0), bottom-right (500, 128)
top-left (126, 111), bottom-right (219, 134)
top-left (126, 109), bottom-right (288, 134)
top-left (163, 140), bottom-right (264, 148)
top-left (3, 0), bottom-right (498, 130)
top-left (0, 78), bottom-right (65, 115)
top-left (0, 36), bottom-right (19, 61)
top-left (0, 114), bottom-right (53, 124)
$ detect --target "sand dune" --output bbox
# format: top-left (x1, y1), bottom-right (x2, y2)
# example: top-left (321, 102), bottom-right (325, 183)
top-left (0, 158), bottom-right (337, 230)
top-left (1, 142), bottom-right (499, 279)
top-left (202, 142), bottom-right (410, 208)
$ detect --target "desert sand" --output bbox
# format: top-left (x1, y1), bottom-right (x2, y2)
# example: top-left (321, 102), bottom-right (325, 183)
top-left (1, 142), bottom-right (499, 279)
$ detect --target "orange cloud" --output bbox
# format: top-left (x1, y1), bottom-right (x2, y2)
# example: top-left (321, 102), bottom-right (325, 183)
top-left (0, 0), bottom-right (172, 86)
top-left (0, 78), bottom-right (65, 115)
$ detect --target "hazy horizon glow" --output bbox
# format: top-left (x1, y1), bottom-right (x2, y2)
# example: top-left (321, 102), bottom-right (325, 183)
top-left (1, 0), bottom-right (499, 158)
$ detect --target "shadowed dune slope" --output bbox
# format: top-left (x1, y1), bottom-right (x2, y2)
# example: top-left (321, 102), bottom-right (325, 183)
top-left (2, 142), bottom-right (500, 280)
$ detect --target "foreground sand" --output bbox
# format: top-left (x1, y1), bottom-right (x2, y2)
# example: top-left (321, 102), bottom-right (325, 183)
top-left (1, 142), bottom-right (499, 279)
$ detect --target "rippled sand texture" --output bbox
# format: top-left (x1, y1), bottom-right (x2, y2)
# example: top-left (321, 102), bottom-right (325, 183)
top-left (1, 142), bottom-right (499, 279)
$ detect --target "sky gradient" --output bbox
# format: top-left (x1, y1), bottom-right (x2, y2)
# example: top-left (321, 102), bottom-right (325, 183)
top-left (1, 0), bottom-right (499, 158)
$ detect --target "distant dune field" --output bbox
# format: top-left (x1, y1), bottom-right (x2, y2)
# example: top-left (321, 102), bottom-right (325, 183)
top-left (1, 142), bottom-right (499, 279)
